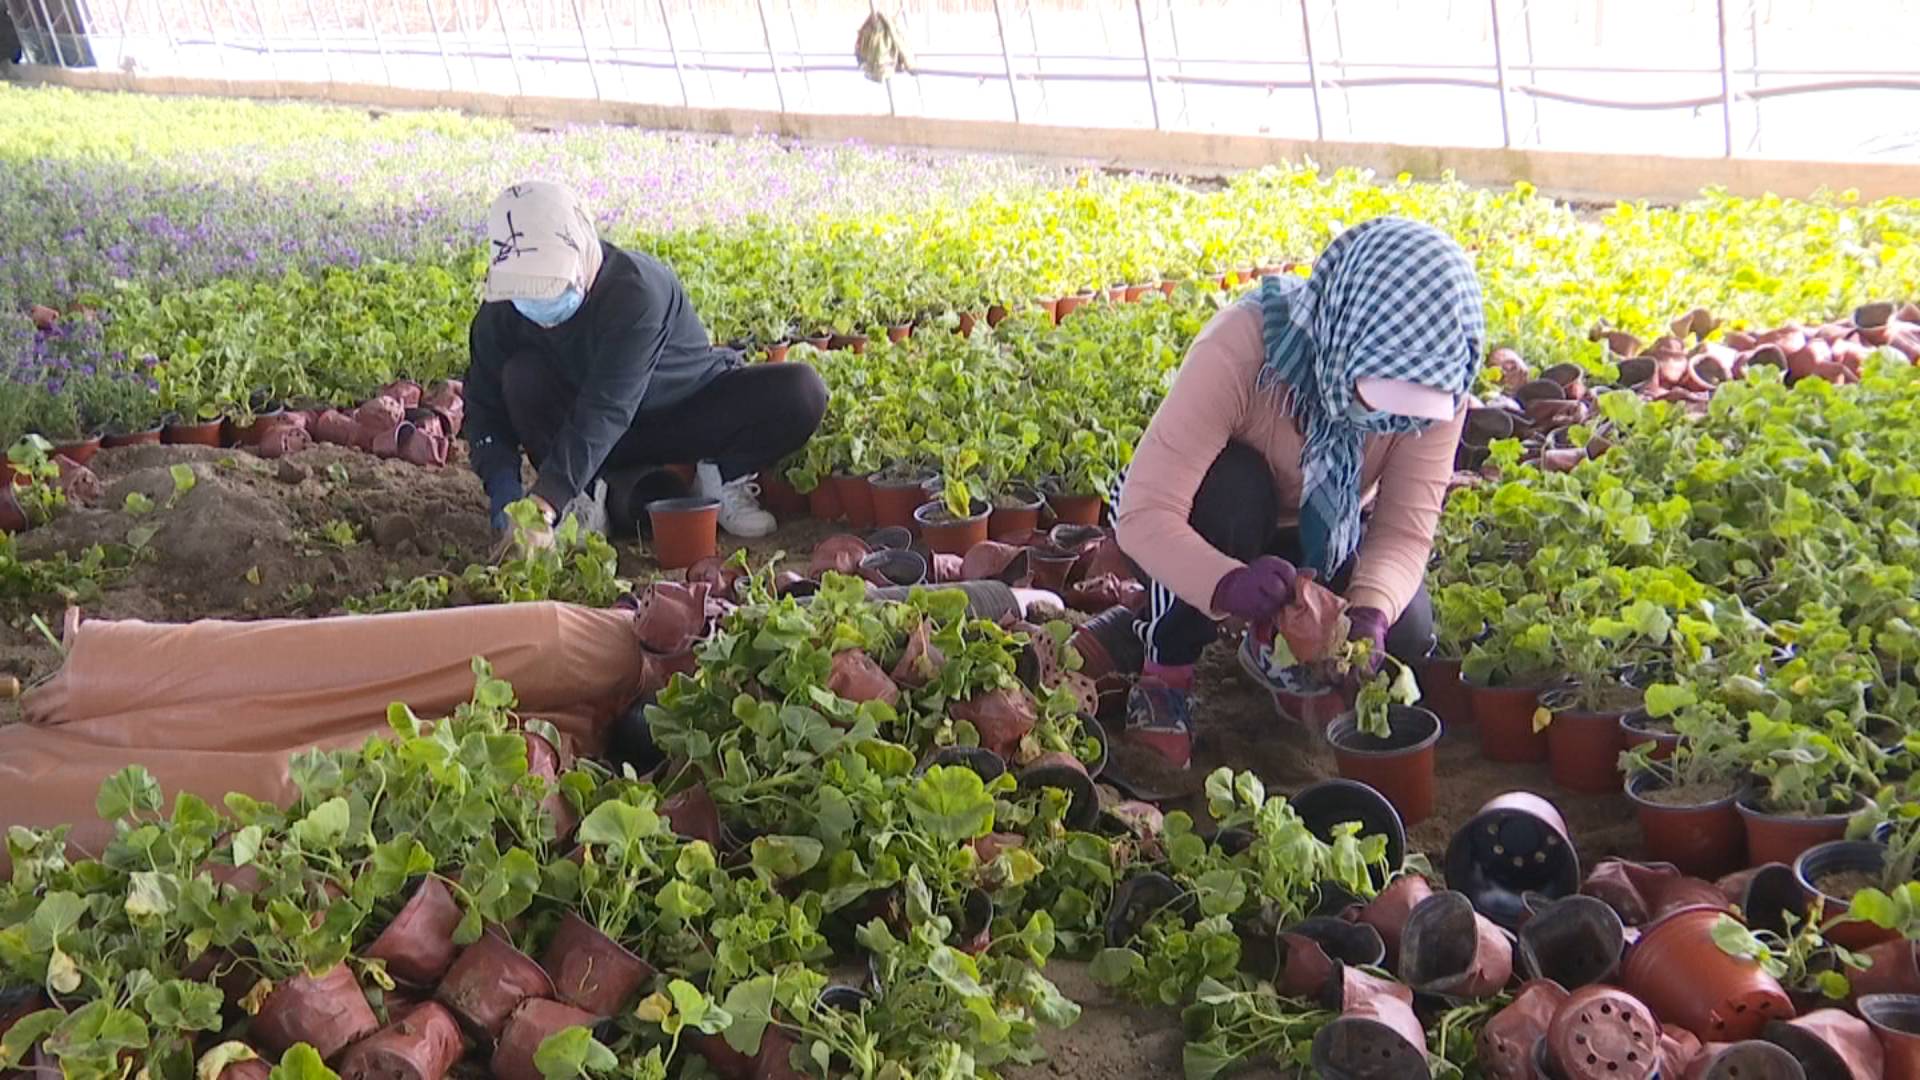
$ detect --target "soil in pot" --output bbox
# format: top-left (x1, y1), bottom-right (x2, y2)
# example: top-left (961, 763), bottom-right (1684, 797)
top-left (988, 488), bottom-right (1045, 541)
top-left (868, 472), bottom-right (932, 531)
top-left (163, 418), bottom-right (225, 447)
top-left (1620, 906), bottom-right (1793, 1043)
top-left (491, 998), bottom-right (599, 1080)
top-left (1794, 841), bottom-right (1898, 950)
top-left (363, 876), bottom-right (464, 987)
top-left (1619, 711), bottom-right (1680, 761)
top-left (1324, 706), bottom-right (1441, 827)
top-left (1739, 796), bottom-right (1858, 869)
top-left (434, 931), bottom-right (556, 1041)
top-left (1465, 677), bottom-right (1549, 763)
top-left (540, 910), bottom-right (656, 1017)
top-left (1047, 492), bottom-right (1104, 527)
top-left (914, 499), bottom-right (990, 556)
top-left (645, 496), bottom-right (720, 571)
top-left (1444, 792), bottom-right (1581, 930)
top-left (336, 1001), bottom-right (464, 1080)
top-left (251, 963), bottom-right (381, 1061)
top-left (1857, 994), bottom-right (1920, 1080)
top-left (1624, 772), bottom-right (1746, 879)
top-left (831, 473), bottom-right (877, 529)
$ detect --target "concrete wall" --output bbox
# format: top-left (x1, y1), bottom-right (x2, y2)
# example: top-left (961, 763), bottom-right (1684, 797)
top-left (17, 66), bottom-right (1920, 204)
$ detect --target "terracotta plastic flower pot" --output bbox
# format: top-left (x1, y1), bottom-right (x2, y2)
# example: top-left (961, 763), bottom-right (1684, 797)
top-left (960, 541), bottom-right (1030, 585)
top-left (1479, 980), bottom-right (1570, 1080)
top-left (1738, 797), bottom-right (1856, 870)
top-left (1517, 895), bottom-right (1625, 989)
top-left (859, 548), bottom-right (928, 588)
top-left (809, 533), bottom-right (872, 577)
top-left (920, 745), bottom-right (1006, 782)
top-left (1619, 712), bottom-right (1680, 761)
top-left (336, 1001), bottom-right (464, 1080)
top-left (1106, 872), bottom-right (1196, 948)
top-left (1017, 752), bottom-right (1098, 830)
top-left (1324, 706), bottom-right (1441, 827)
top-left (891, 620), bottom-right (948, 688)
top-left (868, 474), bottom-right (931, 531)
top-left (957, 312), bottom-right (978, 337)
top-left (1724, 862), bottom-right (1807, 937)
top-left (1541, 986), bottom-right (1661, 1080)
top-left (1625, 772), bottom-right (1747, 879)
top-left (1546, 707), bottom-right (1628, 795)
top-left (1859, 995), bottom-right (1920, 1080)
top-left (1854, 942), bottom-right (1920, 999)
top-left (1793, 841), bottom-right (1898, 950)
top-left (805, 480), bottom-right (843, 522)
top-left (827, 333), bottom-right (868, 353)
top-left (1069, 606), bottom-right (1143, 682)
top-left (1360, 874), bottom-right (1434, 968)
top-left (988, 490), bottom-right (1045, 541)
top-left (1047, 492), bottom-right (1103, 527)
top-left (251, 963), bottom-right (380, 1061)
top-left (539, 910), bottom-right (655, 1017)
top-left (0, 487), bottom-right (28, 534)
top-left (1445, 792), bottom-right (1581, 929)
top-left (1311, 1010), bottom-right (1430, 1079)
top-left (1414, 656), bottom-right (1472, 728)
top-left (434, 930), bottom-right (556, 1041)
top-left (1762, 1011), bottom-right (1886, 1080)
top-left (49, 435), bottom-right (102, 467)
top-left (1291, 778), bottom-right (1407, 880)
top-left (830, 473), bottom-right (876, 528)
top-left (1682, 1041), bottom-right (1806, 1080)
top-left (763, 343), bottom-right (790, 362)
top-left (491, 998), bottom-right (599, 1080)
top-left (645, 496), bottom-right (720, 571)
top-left (914, 499), bottom-right (990, 556)
top-left (1466, 677), bottom-right (1549, 763)
top-left (1620, 906), bottom-right (1793, 1043)
top-left (1398, 890), bottom-right (1515, 999)
top-left (757, 472), bottom-right (808, 517)
top-left (1052, 294), bottom-right (1089, 323)
top-left (164, 418), bottom-right (225, 446)
top-left (99, 427), bottom-right (163, 449)
top-left (826, 649), bottom-right (900, 706)
top-left (951, 686), bottom-right (1036, 760)
top-left (363, 876), bottom-right (464, 987)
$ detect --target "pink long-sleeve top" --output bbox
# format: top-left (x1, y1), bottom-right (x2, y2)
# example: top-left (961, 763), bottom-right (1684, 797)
top-left (1115, 298), bottom-right (1464, 621)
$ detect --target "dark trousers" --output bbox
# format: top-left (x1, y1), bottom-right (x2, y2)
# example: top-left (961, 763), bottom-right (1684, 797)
top-left (1140, 441), bottom-right (1434, 667)
top-left (503, 354), bottom-right (828, 484)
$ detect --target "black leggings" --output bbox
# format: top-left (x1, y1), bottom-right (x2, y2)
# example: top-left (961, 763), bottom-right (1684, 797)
top-left (1138, 442), bottom-right (1435, 667)
top-left (503, 355), bottom-right (828, 484)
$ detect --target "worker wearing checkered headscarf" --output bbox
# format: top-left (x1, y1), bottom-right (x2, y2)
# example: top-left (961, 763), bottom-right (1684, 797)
top-left (1255, 217), bottom-right (1485, 577)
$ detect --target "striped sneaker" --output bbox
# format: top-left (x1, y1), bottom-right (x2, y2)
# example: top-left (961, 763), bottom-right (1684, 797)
top-left (1124, 678), bottom-right (1194, 769)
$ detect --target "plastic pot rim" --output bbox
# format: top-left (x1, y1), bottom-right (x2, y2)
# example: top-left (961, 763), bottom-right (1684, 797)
top-left (1623, 769), bottom-right (1744, 812)
top-left (1323, 706), bottom-right (1442, 758)
top-left (645, 495), bottom-right (721, 515)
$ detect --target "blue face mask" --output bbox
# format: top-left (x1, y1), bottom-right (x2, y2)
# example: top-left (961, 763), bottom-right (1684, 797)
top-left (512, 286), bottom-right (584, 328)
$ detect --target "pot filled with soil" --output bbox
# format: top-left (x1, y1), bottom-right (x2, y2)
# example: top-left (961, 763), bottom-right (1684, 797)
top-left (1620, 906), bottom-right (1793, 1042)
top-left (1619, 710), bottom-right (1680, 761)
top-left (830, 473), bottom-right (877, 529)
top-left (1324, 705), bottom-right (1441, 827)
top-left (101, 426), bottom-right (163, 448)
top-left (1464, 675), bottom-right (1549, 763)
top-left (989, 486), bottom-right (1046, 541)
top-left (805, 478), bottom-right (843, 522)
top-left (1792, 840), bottom-right (1898, 950)
top-left (758, 471), bottom-right (807, 517)
top-left (163, 416), bottom-right (225, 447)
top-left (490, 998), bottom-right (599, 1080)
top-left (362, 876), bottom-right (464, 987)
top-left (251, 963), bottom-right (381, 1061)
top-left (51, 434), bottom-right (102, 466)
top-left (1738, 794), bottom-right (1859, 869)
top-left (434, 930), bottom-right (556, 1041)
top-left (539, 910), bottom-right (656, 1017)
top-left (1046, 492), bottom-right (1103, 527)
top-left (335, 1000), bottom-right (464, 1080)
top-left (1624, 771), bottom-right (1746, 879)
top-left (914, 499), bottom-right (991, 556)
top-left (1414, 655), bottom-right (1472, 728)
top-left (868, 470), bottom-right (932, 531)
top-left (1858, 994), bottom-right (1920, 1080)
top-left (1444, 792), bottom-right (1580, 930)
top-left (645, 496), bottom-right (720, 571)
top-left (1541, 687), bottom-right (1635, 795)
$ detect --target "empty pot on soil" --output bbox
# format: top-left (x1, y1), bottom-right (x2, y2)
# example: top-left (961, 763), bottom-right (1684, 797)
top-left (645, 496), bottom-right (721, 571)
top-left (661, 783), bottom-right (724, 848)
top-left (1290, 778), bottom-right (1407, 881)
top-left (1517, 895), bottom-right (1625, 989)
top-left (490, 998), bottom-right (599, 1080)
top-left (251, 963), bottom-right (381, 1061)
top-left (950, 686), bottom-right (1036, 759)
top-left (336, 1001), bottom-right (464, 1080)
top-left (1016, 752), bottom-right (1098, 830)
top-left (1620, 906), bottom-right (1792, 1043)
top-left (826, 649), bottom-right (900, 706)
top-left (1543, 985), bottom-right (1661, 1080)
top-left (1399, 890), bottom-right (1514, 999)
top-left (808, 533), bottom-right (871, 577)
top-left (1360, 874), bottom-right (1434, 968)
top-left (1479, 980), bottom-right (1570, 1080)
top-left (1443, 792), bottom-right (1580, 930)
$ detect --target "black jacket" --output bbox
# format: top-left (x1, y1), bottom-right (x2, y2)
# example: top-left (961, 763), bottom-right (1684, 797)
top-left (465, 242), bottom-right (738, 510)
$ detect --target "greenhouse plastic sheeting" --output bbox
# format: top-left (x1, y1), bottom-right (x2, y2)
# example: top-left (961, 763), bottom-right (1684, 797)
top-left (0, 602), bottom-right (643, 867)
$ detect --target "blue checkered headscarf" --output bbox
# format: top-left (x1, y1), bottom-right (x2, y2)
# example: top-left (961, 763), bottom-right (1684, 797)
top-left (1256, 217), bottom-right (1484, 577)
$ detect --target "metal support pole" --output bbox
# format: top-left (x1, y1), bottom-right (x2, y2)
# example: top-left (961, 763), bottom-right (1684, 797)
top-left (654, 0), bottom-right (687, 106)
top-left (193, 0), bottom-right (230, 82)
top-left (751, 0), bottom-right (785, 113)
top-left (243, 0), bottom-right (278, 87)
top-left (565, 0), bottom-right (603, 99)
top-left (1164, 0), bottom-right (1189, 127)
top-left (988, 0), bottom-right (1021, 123)
top-left (1297, 0), bottom-right (1325, 141)
top-left (782, 0), bottom-right (812, 104)
top-left (299, 0), bottom-right (335, 84)
top-left (1131, 0), bottom-right (1162, 130)
top-left (418, 0), bottom-right (456, 89)
top-left (1326, 0), bottom-right (1356, 135)
top-left (1488, 0), bottom-right (1512, 148)
top-left (1519, 0), bottom-right (1542, 144)
top-left (1021, 0), bottom-right (1048, 117)
top-left (1746, 0), bottom-right (1762, 152)
top-left (494, 0), bottom-right (527, 98)
top-left (683, 0), bottom-right (718, 102)
top-left (142, 0), bottom-right (178, 59)
top-left (31, 0), bottom-right (70, 65)
top-left (1714, 0), bottom-right (1735, 157)
top-left (448, 0), bottom-right (485, 97)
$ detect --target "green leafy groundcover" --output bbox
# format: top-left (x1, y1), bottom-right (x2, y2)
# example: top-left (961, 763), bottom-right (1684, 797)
top-left (0, 569), bottom-right (1438, 1080)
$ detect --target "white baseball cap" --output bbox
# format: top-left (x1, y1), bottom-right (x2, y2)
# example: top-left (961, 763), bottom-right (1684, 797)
top-left (1356, 376), bottom-right (1457, 421)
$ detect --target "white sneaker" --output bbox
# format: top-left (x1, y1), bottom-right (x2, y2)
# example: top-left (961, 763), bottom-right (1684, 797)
top-left (695, 462), bottom-right (776, 538)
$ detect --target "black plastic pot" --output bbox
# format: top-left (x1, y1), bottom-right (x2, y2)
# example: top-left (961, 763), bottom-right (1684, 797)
top-left (1106, 872), bottom-right (1195, 948)
top-left (606, 698), bottom-right (666, 777)
top-left (1515, 895), bottom-right (1624, 990)
top-left (1284, 918), bottom-right (1387, 969)
top-left (1399, 890), bottom-right (1515, 999)
top-left (916, 745), bottom-right (1007, 782)
top-left (1738, 862), bottom-right (1808, 938)
top-left (1291, 778), bottom-right (1408, 884)
top-left (1444, 792), bottom-right (1581, 930)
top-left (1688, 1041), bottom-right (1808, 1080)
top-left (859, 548), bottom-right (928, 587)
top-left (1017, 753), bottom-right (1099, 830)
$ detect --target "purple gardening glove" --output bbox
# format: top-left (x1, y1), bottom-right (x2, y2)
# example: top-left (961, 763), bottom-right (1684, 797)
top-left (1346, 606), bottom-right (1391, 673)
top-left (1210, 556), bottom-right (1300, 624)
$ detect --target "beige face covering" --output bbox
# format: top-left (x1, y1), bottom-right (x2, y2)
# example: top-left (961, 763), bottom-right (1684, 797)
top-left (483, 181), bottom-right (606, 303)
top-left (1355, 376), bottom-right (1456, 420)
